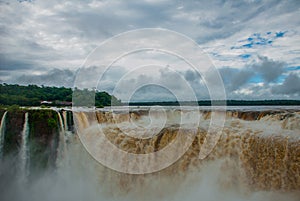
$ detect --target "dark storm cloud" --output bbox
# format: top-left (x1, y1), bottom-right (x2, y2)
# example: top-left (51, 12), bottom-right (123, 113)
top-left (41, 0), bottom-right (175, 42)
top-left (184, 69), bottom-right (201, 83)
top-left (0, 0), bottom-right (299, 100)
top-left (251, 56), bottom-right (285, 83)
top-left (271, 73), bottom-right (300, 95)
top-left (194, 0), bottom-right (299, 43)
top-left (130, 84), bottom-right (177, 102)
top-left (219, 67), bottom-right (254, 92)
top-left (2, 0), bottom-right (299, 66)
top-left (15, 68), bottom-right (75, 87)
top-left (0, 54), bottom-right (34, 71)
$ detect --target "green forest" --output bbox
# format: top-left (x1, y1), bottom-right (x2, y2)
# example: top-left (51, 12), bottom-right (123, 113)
top-left (0, 84), bottom-right (121, 107)
top-left (1, 83), bottom-right (299, 107)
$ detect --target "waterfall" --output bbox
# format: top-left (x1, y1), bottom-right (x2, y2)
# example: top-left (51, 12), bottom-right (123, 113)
top-left (62, 111), bottom-right (68, 131)
top-left (1, 108), bottom-right (300, 201)
top-left (74, 109), bottom-right (300, 191)
top-left (57, 111), bottom-right (65, 132)
top-left (0, 111), bottom-right (8, 159)
top-left (20, 112), bottom-right (30, 183)
top-left (56, 111), bottom-right (67, 166)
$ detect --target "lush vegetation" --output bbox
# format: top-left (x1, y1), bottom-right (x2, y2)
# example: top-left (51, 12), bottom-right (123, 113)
top-left (0, 84), bottom-right (121, 107)
top-left (1, 83), bottom-right (299, 107)
top-left (28, 109), bottom-right (59, 171)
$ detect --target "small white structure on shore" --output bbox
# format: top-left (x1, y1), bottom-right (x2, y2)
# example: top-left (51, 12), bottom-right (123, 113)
top-left (41, 101), bottom-right (53, 104)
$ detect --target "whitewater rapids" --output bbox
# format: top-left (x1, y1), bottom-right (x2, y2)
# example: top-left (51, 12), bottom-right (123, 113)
top-left (1, 106), bottom-right (299, 201)
top-left (70, 106), bottom-right (300, 201)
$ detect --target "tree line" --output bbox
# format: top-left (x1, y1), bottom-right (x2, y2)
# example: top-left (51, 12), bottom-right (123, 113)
top-left (1, 83), bottom-right (299, 107)
top-left (0, 84), bottom-right (121, 107)
top-left (128, 99), bottom-right (300, 106)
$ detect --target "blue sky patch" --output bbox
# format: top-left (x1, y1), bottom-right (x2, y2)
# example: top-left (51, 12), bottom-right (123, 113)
top-left (239, 54), bottom-right (251, 59)
top-left (285, 66), bottom-right (300, 71)
top-left (249, 75), bottom-right (264, 83)
top-left (275, 31), bottom-right (286, 38)
top-left (249, 74), bottom-right (287, 84)
top-left (232, 31), bottom-right (287, 49)
top-left (242, 43), bottom-right (253, 48)
top-left (276, 74), bottom-right (286, 83)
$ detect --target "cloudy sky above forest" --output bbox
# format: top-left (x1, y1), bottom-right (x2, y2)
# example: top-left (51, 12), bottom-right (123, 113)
top-left (0, 0), bottom-right (300, 101)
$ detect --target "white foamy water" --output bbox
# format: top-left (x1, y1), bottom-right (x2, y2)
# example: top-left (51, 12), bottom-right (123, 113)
top-left (56, 111), bottom-right (67, 167)
top-left (1, 107), bottom-right (300, 201)
top-left (19, 112), bottom-right (29, 183)
top-left (0, 111), bottom-right (8, 159)
top-left (70, 107), bottom-right (300, 200)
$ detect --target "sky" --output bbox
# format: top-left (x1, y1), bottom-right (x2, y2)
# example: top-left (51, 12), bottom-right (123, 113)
top-left (0, 0), bottom-right (300, 101)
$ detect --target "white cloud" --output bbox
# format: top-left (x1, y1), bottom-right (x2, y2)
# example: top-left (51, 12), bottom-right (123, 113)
top-left (0, 0), bottom-right (299, 100)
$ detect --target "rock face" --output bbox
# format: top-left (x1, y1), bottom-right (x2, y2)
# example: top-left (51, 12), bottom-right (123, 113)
top-left (0, 109), bottom-right (60, 181)
top-left (28, 110), bottom-right (60, 175)
top-left (3, 110), bottom-right (25, 156)
top-left (0, 108), bottom-right (299, 195)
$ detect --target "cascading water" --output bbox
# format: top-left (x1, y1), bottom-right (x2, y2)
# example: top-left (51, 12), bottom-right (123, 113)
top-left (19, 112), bottom-right (29, 183)
top-left (1, 107), bottom-right (300, 201)
top-left (0, 111), bottom-right (8, 159)
top-left (75, 109), bottom-right (300, 192)
top-left (63, 111), bottom-right (68, 131)
top-left (56, 111), bottom-right (67, 167)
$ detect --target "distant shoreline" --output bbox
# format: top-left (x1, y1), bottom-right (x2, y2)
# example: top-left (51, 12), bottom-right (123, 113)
top-left (126, 100), bottom-right (300, 106)
top-left (1, 84), bottom-right (299, 107)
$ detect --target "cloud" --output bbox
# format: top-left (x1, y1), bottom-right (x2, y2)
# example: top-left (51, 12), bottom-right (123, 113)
top-left (219, 67), bottom-right (254, 92)
top-left (0, 0), bottom-right (299, 100)
top-left (0, 54), bottom-right (34, 71)
top-left (271, 73), bottom-right (300, 95)
top-left (14, 68), bottom-right (75, 87)
top-left (184, 69), bottom-right (201, 83)
top-left (230, 32), bottom-right (282, 50)
top-left (4, 62), bottom-right (299, 101)
top-left (97, 66), bottom-right (209, 102)
top-left (129, 84), bottom-right (177, 102)
top-left (251, 56), bottom-right (285, 83)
